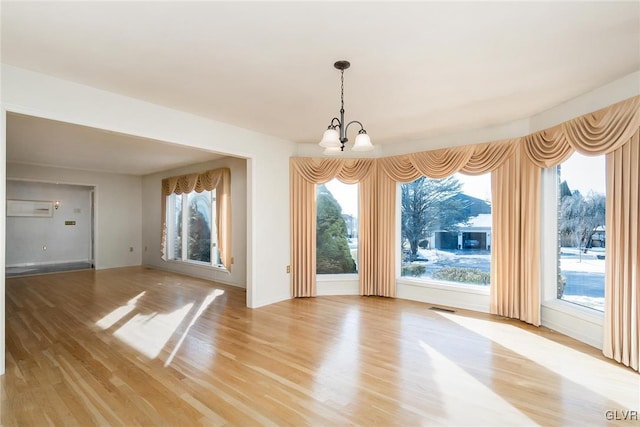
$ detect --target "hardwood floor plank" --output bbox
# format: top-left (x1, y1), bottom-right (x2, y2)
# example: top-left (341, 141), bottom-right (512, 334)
top-left (3, 266), bottom-right (639, 426)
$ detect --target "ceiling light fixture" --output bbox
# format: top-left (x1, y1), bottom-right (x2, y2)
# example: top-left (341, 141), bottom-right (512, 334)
top-left (319, 60), bottom-right (373, 155)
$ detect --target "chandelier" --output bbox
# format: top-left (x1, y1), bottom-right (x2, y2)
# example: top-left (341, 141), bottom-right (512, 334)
top-left (319, 60), bottom-right (373, 155)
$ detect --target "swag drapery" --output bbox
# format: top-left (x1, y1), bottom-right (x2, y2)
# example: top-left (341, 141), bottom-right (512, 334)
top-left (290, 95), bottom-right (640, 371)
top-left (161, 167), bottom-right (232, 271)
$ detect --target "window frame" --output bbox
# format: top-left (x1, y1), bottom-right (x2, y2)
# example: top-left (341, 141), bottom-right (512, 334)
top-left (540, 166), bottom-right (603, 345)
top-left (396, 174), bottom-right (493, 289)
top-left (166, 190), bottom-right (225, 270)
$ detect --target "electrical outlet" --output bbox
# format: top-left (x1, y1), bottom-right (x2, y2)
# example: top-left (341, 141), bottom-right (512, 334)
top-left (286, 265), bottom-right (291, 273)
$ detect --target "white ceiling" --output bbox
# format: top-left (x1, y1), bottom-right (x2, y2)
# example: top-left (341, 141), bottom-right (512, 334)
top-left (2, 1), bottom-right (640, 173)
top-left (6, 113), bottom-right (224, 176)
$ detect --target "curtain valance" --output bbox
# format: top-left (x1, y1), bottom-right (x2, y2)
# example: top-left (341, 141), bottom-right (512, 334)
top-left (162, 168), bottom-right (229, 196)
top-left (380, 139), bottom-right (519, 181)
top-left (292, 158), bottom-right (375, 184)
top-left (524, 96), bottom-right (640, 167)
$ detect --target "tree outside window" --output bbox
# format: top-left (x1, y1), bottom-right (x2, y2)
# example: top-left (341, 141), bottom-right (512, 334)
top-left (316, 180), bottom-right (358, 275)
top-left (556, 153), bottom-right (605, 311)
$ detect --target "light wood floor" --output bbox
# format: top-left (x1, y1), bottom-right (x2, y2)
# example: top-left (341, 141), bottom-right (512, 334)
top-left (2, 267), bottom-right (638, 426)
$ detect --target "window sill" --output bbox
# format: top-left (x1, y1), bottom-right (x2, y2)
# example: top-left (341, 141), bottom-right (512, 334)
top-left (541, 298), bottom-right (604, 349)
top-left (397, 276), bottom-right (490, 295)
top-left (316, 273), bottom-right (358, 282)
top-left (542, 298), bottom-right (604, 324)
top-left (165, 259), bottom-right (229, 274)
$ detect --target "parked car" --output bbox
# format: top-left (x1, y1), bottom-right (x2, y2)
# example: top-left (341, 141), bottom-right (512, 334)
top-left (464, 239), bottom-right (480, 249)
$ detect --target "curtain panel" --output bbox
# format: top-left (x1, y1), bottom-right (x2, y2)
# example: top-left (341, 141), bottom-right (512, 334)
top-left (491, 144), bottom-right (541, 325)
top-left (604, 131), bottom-right (639, 371)
top-left (160, 167), bottom-right (232, 271)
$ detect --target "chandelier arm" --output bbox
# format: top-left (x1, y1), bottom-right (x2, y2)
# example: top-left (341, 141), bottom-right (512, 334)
top-left (345, 120), bottom-right (366, 134)
top-left (328, 117), bottom-right (342, 129)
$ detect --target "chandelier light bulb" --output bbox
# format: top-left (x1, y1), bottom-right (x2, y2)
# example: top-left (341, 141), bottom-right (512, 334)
top-left (319, 128), bottom-right (340, 148)
top-left (352, 132), bottom-right (373, 152)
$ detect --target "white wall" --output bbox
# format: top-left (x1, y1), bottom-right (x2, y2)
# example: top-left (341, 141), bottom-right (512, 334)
top-left (141, 156), bottom-right (247, 287)
top-left (6, 163), bottom-right (142, 269)
top-left (6, 180), bottom-right (93, 266)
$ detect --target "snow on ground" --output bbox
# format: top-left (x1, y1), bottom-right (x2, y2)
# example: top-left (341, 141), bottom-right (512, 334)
top-left (560, 247), bottom-right (605, 273)
top-left (560, 258), bottom-right (605, 273)
top-left (416, 249), bottom-right (490, 264)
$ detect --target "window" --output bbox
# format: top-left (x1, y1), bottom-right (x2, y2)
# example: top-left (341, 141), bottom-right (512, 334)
top-left (316, 179), bottom-right (358, 275)
top-left (166, 189), bottom-right (223, 267)
top-left (557, 153), bottom-right (605, 311)
top-left (400, 172), bottom-right (492, 286)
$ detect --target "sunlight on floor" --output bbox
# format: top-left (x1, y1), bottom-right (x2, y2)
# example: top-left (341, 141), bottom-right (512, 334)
top-left (418, 340), bottom-right (536, 425)
top-left (95, 288), bottom-right (226, 361)
top-left (96, 291), bottom-right (146, 329)
top-left (164, 289), bottom-right (225, 367)
top-left (113, 303), bottom-right (194, 359)
top-left (433, 311), bottom-right (639, 409)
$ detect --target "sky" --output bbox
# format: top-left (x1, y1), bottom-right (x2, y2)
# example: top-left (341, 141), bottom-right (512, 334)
top-left (324, 152), bottom-right (605, 218)
top-left (324, 173), bottom-right (493, 218)
top-left (560, 152), bottom-right (606, 195)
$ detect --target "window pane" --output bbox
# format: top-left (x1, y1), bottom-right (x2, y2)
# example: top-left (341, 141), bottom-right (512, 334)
top-left (557, 153), bottom-right (605, 311)
top-left (316, 179), bottom-right (358, 274)
top-left (171, 193), bottom-right (183, 261)
top-left (186, 190), bottom-right (212, 263)
top-left (400, 173), bottom-right (491, 286)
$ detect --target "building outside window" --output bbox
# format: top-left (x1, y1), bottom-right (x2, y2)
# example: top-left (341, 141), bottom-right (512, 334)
top-left (166, 189), bottom-right (223, 267)
top-left (400, 172), bottom-right (492, 286)
top-left (316, 179), bottom-right (358, 275)
top-left (557, 152), bottom-right (605, 311)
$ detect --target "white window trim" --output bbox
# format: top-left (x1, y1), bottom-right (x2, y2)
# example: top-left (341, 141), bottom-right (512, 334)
top-left (540, 167), bottom-right (604, 349)
top-left (316, 273), bottom-right (359, 282)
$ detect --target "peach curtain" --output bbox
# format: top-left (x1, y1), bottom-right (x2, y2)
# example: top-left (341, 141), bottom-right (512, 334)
top-left (161, 167), bottom-right (232, 271)
top-left (491, 144), bottom-right (541, 325)
top-left (604, 131), bottom-right (639, 371)
top-left (290, 158), bottom-right (376, 297)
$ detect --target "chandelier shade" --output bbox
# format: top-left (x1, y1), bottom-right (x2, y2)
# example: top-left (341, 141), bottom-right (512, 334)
top-left (318, 60), bottom-right (373, 154)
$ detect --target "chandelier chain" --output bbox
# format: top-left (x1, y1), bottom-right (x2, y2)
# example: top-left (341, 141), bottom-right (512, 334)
top-left (340, 69), bottom-right (344, 112)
